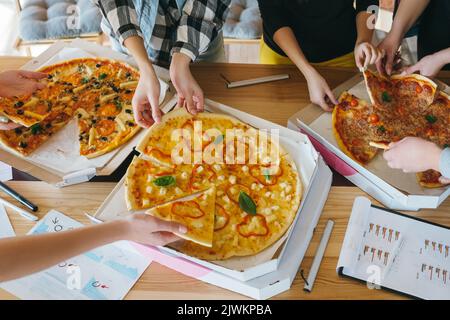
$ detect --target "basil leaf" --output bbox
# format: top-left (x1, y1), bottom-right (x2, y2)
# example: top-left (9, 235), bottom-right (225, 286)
top-left (377, 125), bottom-right (386, 133)
top-left (239, 191), bottom-right (256, 215)
top-left (81, 77), bottom-right (89, 84)
top-left (153, 175), bottom-right (175, 187)
top-left (425, 114), bottom-right (437, 124)
top-left (99, 73), bottom-right (107, 80)
top-left (381, 91), bottom-right (391, 102)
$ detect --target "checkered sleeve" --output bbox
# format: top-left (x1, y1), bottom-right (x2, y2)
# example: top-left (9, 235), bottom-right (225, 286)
top-left (172, 0), bottom-right (230, 61)
top-left (93, 0), bottom-right (143, 45)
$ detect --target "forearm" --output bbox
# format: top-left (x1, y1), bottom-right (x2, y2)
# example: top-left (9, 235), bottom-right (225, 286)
top-left (0, 220), bottom-right (129, 282)
top-left (123, 36), bottom-right (156, 75)
top-left (355, 12), bottom-right (375, 45)
top-left (389, 0), bottom-right (430, 41)
top-left (273, 27), bottom-right (315, 77)
top-left (433, 47), bottom-right (450, 66)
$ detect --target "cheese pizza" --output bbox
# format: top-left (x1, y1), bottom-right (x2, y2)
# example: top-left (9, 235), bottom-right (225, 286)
top-left (0, 58), bottom-right (141, 158)
top-left (126, 109), bottom-right (303, 260)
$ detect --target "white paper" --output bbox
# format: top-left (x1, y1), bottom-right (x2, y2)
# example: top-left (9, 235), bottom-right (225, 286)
top-left (0, 210), bottom-right (152, 300)
top-left (338, 197), bottom-right (450, 300)
top-left (0, 204), bottom-right (15, 238)
top-left (15, 45), bottom-right (169, 175)
top-left (0, 162), bottom-right (12, 181)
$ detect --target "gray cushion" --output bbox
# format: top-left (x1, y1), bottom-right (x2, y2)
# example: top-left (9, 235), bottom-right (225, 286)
top-left (19, 0), bottom-right (102, 41)
top-left (223, 0), bottom-right (262, 39)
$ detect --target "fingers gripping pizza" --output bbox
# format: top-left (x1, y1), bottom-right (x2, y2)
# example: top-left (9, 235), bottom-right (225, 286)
top-left (126, 109), bottom-right (303, 260)
top-left (0, 58), bottom-right (141, 158)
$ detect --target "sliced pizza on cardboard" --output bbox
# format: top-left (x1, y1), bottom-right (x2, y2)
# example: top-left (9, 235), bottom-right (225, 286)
top-left (146, 186), bottom-right (216, 247)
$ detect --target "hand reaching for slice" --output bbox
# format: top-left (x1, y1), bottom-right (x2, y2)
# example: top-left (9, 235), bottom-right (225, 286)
top-left (132, 65), bottom-right (161, 128)
top-left (0, 70), bottom-right (47, 98)
top-left (354, 42), bottom-right (385, 70)
top-left (305, 69), bottom-right (338, 112)
top-left (170, 53), bottom-right (204, 115)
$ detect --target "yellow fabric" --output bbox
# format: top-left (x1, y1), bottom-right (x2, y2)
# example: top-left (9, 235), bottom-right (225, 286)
top-left (259, 38), bottom-right (356, 68)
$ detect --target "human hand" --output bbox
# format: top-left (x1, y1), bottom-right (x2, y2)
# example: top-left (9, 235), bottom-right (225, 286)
top-left (305, 68), bottom-right (337, 112)
top-left (401, 53), bottom-right (446, 77)
top-left (124, 213), bottom-right (187, 246)
top-left (0, 70), bottom-right (47, 98)
top-left (354, 42), bottom-right (385, 70)
top-left (376, 34), bottom-right (402, 76)
top-left (0, 121), bottom-right (21, 130)
top-left (383, 137), bottom-right (442, 173)
top-left (132, 64), bottom-right (161, 128)
top-left (170, 53), bottom-right (204, 115)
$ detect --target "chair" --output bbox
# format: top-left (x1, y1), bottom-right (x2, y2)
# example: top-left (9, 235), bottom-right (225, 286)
top-left (14, 0), bottom-right (104, 55)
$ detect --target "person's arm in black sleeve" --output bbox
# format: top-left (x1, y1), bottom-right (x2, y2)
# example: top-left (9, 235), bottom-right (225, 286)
top-left (257, 0), bottom-right (289, 39)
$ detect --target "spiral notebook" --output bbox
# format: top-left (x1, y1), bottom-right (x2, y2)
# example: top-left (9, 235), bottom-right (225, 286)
top-left (337, 197), bottom-right (450, 300)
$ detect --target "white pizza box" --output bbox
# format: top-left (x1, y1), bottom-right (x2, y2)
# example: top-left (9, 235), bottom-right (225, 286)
top-left (287, 73), bottom-right (450, 211)
top-left (128, 158), bottom-right (332, 300)
top-left (93, 98), bottom-right (332, 284)
top-left (0, 39), bottom-right (176, 187)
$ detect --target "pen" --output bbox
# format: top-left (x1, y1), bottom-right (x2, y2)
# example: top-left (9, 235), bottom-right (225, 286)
top-left (0, 181), bottom-right (38, 212)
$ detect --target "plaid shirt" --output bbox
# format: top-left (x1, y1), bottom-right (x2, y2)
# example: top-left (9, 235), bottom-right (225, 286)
top-left (94, 0), bottom-right (230, 65)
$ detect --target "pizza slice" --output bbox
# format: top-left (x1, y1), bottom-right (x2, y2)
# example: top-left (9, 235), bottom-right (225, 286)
top-left (417, 170), bottom-right (445, 188)
top-left (146, 186), bottom-right (216, 247)
top-left (0, 107), bottom-right (74, 156)
top-left (0, 80), bottom-right (73, 127)
top-left (332, 91), bottom-right (379, 164)
top-left (125, 157), bottom-right (203, 210)
top-left (363, 69), bottom-right (396, 111)
top-left (76, 103), bottom-right (140, 158)
top-left (391, 73), bottom-right (437, 113)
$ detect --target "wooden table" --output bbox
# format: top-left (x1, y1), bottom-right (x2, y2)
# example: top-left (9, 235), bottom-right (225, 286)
top-left (1, 182), bottom-right (449, 300)
top-left (0, 57), bottom-right (449, 299)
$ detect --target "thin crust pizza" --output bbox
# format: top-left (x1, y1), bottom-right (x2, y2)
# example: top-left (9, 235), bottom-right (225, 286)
top-left (126, 109), bottom-right (303, 260)
top-left (332, 91), bottom-right (379, 164)
top-left (0, 58), bottom-right (141, 158)
top-left (332, 70), bottom-right (449, 189)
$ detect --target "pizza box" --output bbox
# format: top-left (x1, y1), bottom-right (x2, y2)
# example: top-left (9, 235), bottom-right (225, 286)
top-left (287, 73), bottom-right (450, 211)
top-left (0, 39), bottom-right (176, 188)
top-left (93, 98), bottom-right (332, 285)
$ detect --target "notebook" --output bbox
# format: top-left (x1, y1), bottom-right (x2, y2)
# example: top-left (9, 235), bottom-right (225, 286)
top-left (337, 197), bottom-right (450, 300)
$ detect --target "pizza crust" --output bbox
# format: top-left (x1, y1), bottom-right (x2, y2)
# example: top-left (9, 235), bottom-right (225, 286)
top-left (369, 141), bottom-right (390, 150)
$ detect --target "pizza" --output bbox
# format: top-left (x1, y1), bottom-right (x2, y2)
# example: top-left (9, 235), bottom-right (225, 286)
top-left (146, 186), bottom-right (216, 247)
top-left (0, 58), bottom-right (141, 158)
top-left (332, 70), bottom-right (449, 189)
top-left (364, 69), bottom-right (437, 113)
top-left (332, 91), bottom-right (379, 164)
top-left (125, 108), bottom-right (303, 260)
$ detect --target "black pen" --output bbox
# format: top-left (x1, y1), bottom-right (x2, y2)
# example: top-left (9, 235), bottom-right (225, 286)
top-left (0, 181), bottom-right (38, 212)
